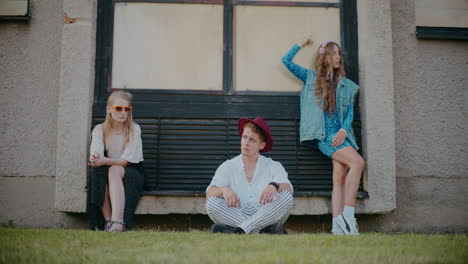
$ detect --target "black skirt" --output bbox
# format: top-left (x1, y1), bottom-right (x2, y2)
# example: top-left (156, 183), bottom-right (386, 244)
top-left (86, 163), bottom-right (144, 231)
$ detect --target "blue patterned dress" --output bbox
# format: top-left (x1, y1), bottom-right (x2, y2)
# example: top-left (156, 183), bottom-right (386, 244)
top-left (282, 44), bottom-right (355, 158)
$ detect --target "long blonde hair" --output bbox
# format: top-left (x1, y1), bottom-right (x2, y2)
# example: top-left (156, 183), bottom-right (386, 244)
top-left (103, 90), bottom-right (134, 151)
top-left (314, 42), bottom-right (346, 113)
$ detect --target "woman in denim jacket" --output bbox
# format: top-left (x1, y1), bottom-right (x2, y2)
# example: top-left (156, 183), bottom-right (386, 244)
top-left (282, 36), bottom-right (365, 235)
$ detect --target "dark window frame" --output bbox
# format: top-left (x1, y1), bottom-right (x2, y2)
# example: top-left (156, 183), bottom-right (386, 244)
top-left (94, 0), bottom-right (368, 198)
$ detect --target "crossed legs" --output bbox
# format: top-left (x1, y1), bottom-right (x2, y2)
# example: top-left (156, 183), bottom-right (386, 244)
top-left (206, 191), bottom-right (294, 234)
top-left (100, 165), bottom-right (126, 231)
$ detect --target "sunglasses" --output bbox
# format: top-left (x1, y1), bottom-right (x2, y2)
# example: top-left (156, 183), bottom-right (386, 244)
top-left (111, 105), bottom-right (132, 112)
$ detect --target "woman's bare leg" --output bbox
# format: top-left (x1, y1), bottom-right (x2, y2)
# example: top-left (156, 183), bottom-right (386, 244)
top-left (332, 160), bottom-right (348, 217)
top-left (332, 146), bottom-right (365, 206)
top-left (101, 184), bottom-right (112, 222)
top-left (108, 165), bottom-right (126, 230)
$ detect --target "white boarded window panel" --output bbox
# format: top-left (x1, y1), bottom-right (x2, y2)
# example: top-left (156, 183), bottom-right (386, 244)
top-left (239, 0), bottom-right (339, 2)
top-left (415, 0), bottom-right (468, 28)
top-left (234, 6), bottom-right (340, 92)
top-left (112, 3), bottom-right (223, 90)
top-left (0, 0), bottom-right (28, 16)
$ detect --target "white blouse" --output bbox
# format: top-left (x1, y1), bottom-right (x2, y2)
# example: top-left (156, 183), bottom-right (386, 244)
top-left (206, 154), bottom-right (293, 206)
top-left (89, 123), bottom-right (144, 163)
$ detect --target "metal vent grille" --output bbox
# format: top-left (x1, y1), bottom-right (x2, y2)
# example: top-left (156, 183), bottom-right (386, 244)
top-left (92, 117), bottom-right (366, 197)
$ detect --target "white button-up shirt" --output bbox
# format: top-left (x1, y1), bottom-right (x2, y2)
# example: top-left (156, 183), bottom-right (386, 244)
top-left (206, 154), bottom-right (293, 206)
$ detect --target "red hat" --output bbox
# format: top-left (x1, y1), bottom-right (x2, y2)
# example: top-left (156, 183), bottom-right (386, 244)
top-left (238, 117), bottom-right (274, 153)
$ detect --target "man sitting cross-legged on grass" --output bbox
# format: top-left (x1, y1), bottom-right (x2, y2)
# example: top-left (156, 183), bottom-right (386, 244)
top-left (205, 117), bottom-right (294, 234)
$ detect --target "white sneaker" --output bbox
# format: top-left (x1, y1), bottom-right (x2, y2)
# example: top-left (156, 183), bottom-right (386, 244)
top-left (336, 214), bottom-right (360, 235)
top-left (331, 225), bottom-right (345, 235)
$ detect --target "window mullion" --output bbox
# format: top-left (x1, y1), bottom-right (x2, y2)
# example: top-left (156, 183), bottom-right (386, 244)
top-left (223, 0), bottom-right (234, 94)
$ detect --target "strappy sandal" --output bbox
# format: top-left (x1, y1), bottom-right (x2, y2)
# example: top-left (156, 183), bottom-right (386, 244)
top-left (106, 220), bottom-right (126, 232)
top-left (104, 220), bottom-right (112, 231)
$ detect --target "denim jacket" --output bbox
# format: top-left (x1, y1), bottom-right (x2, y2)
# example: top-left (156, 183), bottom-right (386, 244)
top-left (300, 70), bottom-right (359, 150)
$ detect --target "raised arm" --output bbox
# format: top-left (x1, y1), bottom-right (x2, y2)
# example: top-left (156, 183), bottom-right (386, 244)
top-left (281, 45), bottom-right (308, 83)
top-left (281, 36), bottom-right (314, 83)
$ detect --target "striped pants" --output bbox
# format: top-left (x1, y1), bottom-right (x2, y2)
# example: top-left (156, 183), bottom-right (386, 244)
top-left (205, 191), bottom-right (294, 234)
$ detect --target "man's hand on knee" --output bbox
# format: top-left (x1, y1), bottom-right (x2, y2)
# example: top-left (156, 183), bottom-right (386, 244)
top-left (221, 187), bottom-right (241, 207)
top-left (259, 185), bottom-right (277, 205)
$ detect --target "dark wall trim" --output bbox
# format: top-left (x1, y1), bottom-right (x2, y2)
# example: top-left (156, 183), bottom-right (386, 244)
top-left (416, 26), bottom-right (468, 40)
top-left (0, 15), bottom-right (30, 21)
top-left (92, 94), bottom-right (301, 119)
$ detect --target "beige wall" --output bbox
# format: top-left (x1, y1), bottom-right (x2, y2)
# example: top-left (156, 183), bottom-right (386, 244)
top-left (0, 0), bottom-right (467, 232)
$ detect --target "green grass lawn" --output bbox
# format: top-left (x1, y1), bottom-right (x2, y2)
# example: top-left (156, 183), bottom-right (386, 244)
top-left (0, 227), bottom-right (466, 264)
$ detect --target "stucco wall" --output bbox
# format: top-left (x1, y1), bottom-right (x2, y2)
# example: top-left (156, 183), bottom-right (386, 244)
top-left (0, 0), bottom-right (80, 227)
top-left (374, 0), bottom-right (468, 232)
top-left (54, 0), bottom-right (96, 213)
top-left (357, 0), bottom-right (397, 214)
top-left (0, 177), bottom-right (85, 228)
top-left (0, 0), bottom-right (61, 177)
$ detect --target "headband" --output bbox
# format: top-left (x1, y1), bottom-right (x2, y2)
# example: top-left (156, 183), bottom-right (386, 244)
top-left (319, 40), bottom-right (333, 54)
